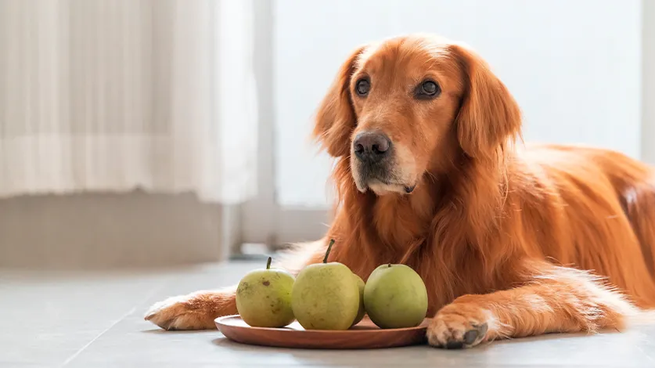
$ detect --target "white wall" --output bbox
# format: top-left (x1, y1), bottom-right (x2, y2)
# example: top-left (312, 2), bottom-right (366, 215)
top-left (642, 0), bottom-right (655, 164)
top-left (273, 0), bottom-right (643, 207)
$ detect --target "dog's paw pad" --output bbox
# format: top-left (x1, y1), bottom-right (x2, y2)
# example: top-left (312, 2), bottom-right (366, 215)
top-left (464, 324), bottom-right (486, 345)
top-left (427, 307), bottom-right (490, 349)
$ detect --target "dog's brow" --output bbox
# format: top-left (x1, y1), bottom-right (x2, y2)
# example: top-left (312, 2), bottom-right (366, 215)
top-left (355, 43), bottom-right (383, 70)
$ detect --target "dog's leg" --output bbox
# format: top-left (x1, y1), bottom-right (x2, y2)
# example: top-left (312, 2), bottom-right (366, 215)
top-left (145, 240), bottom-right (327, 330)
top-left (427, 263), bottom-right (638, 348)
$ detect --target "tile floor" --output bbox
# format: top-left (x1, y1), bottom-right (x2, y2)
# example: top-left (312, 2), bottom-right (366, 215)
top-left (2, 261), bottom-right (655, 367)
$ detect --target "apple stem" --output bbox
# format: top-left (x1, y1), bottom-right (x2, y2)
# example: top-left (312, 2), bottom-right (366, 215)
top-left (323, 239), bottom-right (335, 263)
top-left (387, 263), bottom-right (392, 267)
top-left (266, 256), bottom-right (272, 270)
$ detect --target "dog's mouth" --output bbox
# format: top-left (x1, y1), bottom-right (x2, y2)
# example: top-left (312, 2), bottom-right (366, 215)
top-left (368, 179), bottom-right (416, 194)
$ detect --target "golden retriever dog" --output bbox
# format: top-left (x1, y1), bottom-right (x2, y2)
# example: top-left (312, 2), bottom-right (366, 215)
top-left (145, 34), bottom-right (655, 348)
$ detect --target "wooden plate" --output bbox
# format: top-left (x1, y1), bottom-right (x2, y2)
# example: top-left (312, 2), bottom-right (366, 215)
top-left (216, 315), bottom-right (429, 349)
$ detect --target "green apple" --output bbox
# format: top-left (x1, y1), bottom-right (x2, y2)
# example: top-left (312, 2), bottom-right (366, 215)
top-left (236, 257), bottom-right (295, 328)
top-left (351, 274), bottom-right (366, 326)
top-left (364, 263), bottom-right (428, 329)
top-left (291, 240), bottom-right (360, 330)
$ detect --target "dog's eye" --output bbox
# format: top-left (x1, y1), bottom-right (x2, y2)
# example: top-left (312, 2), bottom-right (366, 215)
top-left (422, 81), bottom-right (438, 95)
top-left (355, 78), bottom-right (370, 97)
top-left (414, 80), bottom-right (441, 100)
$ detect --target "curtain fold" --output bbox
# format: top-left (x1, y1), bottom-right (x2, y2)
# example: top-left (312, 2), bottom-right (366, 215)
top-left (0, 0), bottom-right (257, 204)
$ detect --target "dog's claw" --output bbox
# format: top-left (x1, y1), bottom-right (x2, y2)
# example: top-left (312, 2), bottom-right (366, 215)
top-left (445, 341), bottom-right (464, 349)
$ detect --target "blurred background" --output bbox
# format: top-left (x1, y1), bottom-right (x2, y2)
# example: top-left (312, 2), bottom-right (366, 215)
top-left (0, 0), bottom-right (654, 269)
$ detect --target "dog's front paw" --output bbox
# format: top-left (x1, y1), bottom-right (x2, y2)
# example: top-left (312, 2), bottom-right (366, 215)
top-left (427, 303), bottom-right (491, 349)
top-left (144, 294), bottom-right (203, 330)
top-left (145, 289), bottom-right (236, 330)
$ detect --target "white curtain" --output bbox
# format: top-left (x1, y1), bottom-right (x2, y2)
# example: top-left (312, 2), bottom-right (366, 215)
top-left (0, 0), bottom-right (257, 204)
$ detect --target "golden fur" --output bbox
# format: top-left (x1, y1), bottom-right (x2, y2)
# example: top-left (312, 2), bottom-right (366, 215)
top-left (145, 34), bottom-right (655, 348)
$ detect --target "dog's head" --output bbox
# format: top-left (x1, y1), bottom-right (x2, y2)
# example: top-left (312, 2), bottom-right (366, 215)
top-left (313, 34), bottom-right (521, 195)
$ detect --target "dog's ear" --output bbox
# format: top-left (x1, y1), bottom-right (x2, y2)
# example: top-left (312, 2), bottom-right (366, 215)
top-left (312, 45), bottom-right (366, 157)
top-left (449, 44), bottom-right (521, 160)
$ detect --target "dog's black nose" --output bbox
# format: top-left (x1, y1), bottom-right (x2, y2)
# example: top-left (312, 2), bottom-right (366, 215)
top-left (353, 132), bottom-right (391, 162)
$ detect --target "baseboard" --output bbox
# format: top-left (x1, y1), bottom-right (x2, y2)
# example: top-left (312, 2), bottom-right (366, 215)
top-left (0, 191), bottom-right (229, 269)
